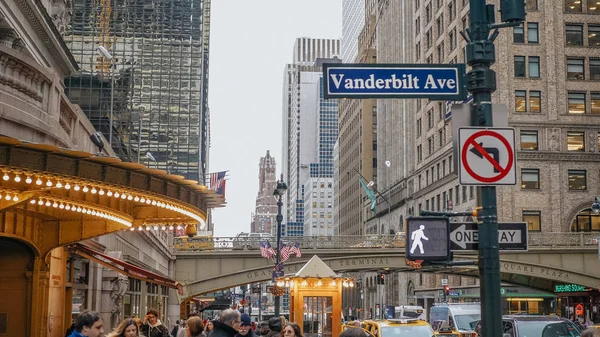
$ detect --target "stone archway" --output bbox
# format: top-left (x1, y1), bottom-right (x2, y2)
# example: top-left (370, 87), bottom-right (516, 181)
top-left (565, 201), bottom-right (596, 232)
top-left (0, 237), bottom-right (35, 336)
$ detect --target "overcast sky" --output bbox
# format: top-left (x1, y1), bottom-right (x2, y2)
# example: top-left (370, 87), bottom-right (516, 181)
top-left (208, 1), bottom-right (342, 237)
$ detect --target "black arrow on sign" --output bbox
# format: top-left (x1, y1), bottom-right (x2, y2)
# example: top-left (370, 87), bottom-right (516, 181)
top-left (470, 143), bottom-right (500, 173)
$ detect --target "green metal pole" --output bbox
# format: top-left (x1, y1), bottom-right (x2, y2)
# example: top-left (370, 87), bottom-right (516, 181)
top-left (467, 1), bottom-right (501, 337)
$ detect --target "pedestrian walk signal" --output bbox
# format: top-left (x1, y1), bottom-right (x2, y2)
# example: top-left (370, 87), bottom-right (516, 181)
top-left (405, 216), bottom-right (451, 262)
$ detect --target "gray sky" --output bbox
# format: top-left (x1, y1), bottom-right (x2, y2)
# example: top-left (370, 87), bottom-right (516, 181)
top-left (208, 1), bottom-right (342, 237)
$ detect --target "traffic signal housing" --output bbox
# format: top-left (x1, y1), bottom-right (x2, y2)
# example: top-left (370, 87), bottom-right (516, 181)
top-left (444, 285), bottom-right (450, 296)
top-left (377, 272), bottom-right (385, 285)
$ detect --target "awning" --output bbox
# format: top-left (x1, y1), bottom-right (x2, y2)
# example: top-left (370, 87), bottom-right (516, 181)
top-left (198, 304), bottom-right (231, 312)
top-left (70, 243), bottom-right (178, 288)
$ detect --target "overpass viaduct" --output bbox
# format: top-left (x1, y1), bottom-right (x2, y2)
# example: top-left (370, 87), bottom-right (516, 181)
top-left (174, 233), bottom-right (600, 302)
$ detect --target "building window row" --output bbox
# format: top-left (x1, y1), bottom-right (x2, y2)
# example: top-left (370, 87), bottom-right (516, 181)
top-left (565, 0), bottom-right (600, 14)
top-left (521, 168), bottom-right (588, 190)
top-left (566, 57), bottom-right (600, 80)
top-left (568, 91), bottom-right (600, 114)
top-left (515, 90), bottom-right (541, 113)
top-left (514, 22), bottom-right (539, 44)
top-left (566, 24), bottom-right (600, 47)
top-left (514, 56), bottom-right (540, 78)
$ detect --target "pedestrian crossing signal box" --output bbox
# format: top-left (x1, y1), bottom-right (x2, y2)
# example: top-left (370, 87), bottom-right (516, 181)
top-left (405, 216), bottom-right (451, 262)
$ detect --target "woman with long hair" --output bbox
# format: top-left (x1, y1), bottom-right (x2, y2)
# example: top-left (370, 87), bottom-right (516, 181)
top-left (186, 316), bottom-right (205, 337)
top-left (204, 321), bottom-right (214, 337)
top-left (107, 318), bottom-right (139, 337)
top-left (282, 323), bottom-right (303, 337)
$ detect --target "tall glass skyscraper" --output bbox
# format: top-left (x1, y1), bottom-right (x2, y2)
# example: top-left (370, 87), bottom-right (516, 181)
top-left (63, 0), bottom-right (211, 182)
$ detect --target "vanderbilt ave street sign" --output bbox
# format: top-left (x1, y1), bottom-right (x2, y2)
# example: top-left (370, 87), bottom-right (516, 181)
top-left (323, 63), bottom-right (467, 101)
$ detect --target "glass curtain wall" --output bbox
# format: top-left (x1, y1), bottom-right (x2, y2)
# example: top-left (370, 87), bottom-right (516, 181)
top-left (63, 0), bottom-right (208, 181)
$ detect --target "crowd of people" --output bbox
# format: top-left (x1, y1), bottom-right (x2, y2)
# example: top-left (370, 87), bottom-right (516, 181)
top-left (65, 309), bottom-right (306, 337)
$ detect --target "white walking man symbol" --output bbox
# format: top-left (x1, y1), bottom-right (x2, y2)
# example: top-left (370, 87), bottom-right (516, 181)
top-left (410, 224), bottom-right (429, 254)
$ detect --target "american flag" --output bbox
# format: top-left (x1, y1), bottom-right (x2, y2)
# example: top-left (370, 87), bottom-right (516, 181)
top-left (289, 241), bottom-right (302, 257)
top-left (264, 240), bottom-right (276, 259)
top-left (260, 241), bottom-right (270, 259)
top-left (280, 242), bottom-right (291, 262)
top-left (209, 171), bottom-right (226, 192)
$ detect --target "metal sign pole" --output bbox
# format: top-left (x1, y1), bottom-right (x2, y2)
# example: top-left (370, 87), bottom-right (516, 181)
top-left (466, 1), bottom-right (524, 337)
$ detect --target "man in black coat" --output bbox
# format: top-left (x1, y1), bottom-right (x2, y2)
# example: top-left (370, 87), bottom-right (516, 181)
top-left (141, 308), bottom-right (170, 337)
top-left (235, 314), bottom-right (258, 337)
top-left (263, 317), bottom-right (282, 337)
top-left (211, 309), bottom-right (242, 337)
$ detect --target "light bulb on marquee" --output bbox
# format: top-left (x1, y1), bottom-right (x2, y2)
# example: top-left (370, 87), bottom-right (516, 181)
top-left (74, 185), bottom-right (80, 191)
top-left (14, 175), bottom-right (21, 183)
top-left (46, 180), bottom-right (53, 187)
top-left (25, 176), bottom-right (32, 184)
top-left (56, 181), bottom-right (63, 188)
top-left (107, 191), bottom-right (113, 197)
top-left (12, 195), bottom-right (18, 202)
top-left (2, 173), bottom-right (9, 181)
top-left (35, 178), bottom-right (42, 185)
top-left (64, 183), bottom-right (71, 190)
top-left (82, 186), bottom-right (89, 193)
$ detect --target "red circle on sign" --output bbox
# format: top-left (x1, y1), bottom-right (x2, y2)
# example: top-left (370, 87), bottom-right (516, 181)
top-left (461, 130), bottom-right (514, 183)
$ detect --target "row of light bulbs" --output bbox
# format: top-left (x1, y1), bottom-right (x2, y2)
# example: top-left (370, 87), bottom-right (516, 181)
top-left (1, 170), bottom-right (204, 225)
top-left (128, 225), bottom-right (186, 231)
top-left (275, 278), bottom-right (355, 288)
top-left (29, 197), bottom-right (132, 227)
top-left (0, 190), bottom-right (20, 202)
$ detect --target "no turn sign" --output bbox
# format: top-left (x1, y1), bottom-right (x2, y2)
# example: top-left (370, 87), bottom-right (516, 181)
top-left (458, 127), bottom-right (517, 185)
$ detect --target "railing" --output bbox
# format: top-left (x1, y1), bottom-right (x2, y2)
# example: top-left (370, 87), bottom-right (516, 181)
top-left (173, 232), bottom-right (599, 253)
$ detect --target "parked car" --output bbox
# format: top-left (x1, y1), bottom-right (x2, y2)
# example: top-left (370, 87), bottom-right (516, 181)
top-left (474, 315), bottom-right (582, 337)
top-left (232, 232), bottom-right (273, 250)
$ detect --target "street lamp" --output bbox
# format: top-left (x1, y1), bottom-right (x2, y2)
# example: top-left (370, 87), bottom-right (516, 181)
top-left (272, 173), bottom-right (287, 316)
top-left (97, 46), bottom-right (115, 148)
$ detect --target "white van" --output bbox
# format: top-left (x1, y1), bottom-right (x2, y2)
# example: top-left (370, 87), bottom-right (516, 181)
top-left (429, 303), bottom-right (480, 336)
top-left (232, 232), bottom-right (273, 250)
top-left (394, 305), bottom-right (427, 320)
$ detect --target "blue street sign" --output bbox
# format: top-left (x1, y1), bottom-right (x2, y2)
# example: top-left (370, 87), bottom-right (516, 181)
top-left (323, 63), bottom-right (467, 101)
top-left (272, 270), bottom-right (284, 282)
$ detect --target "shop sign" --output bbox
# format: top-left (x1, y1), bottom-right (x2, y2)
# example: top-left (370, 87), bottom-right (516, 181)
top-left (554, 284), bottom-right (590, 293)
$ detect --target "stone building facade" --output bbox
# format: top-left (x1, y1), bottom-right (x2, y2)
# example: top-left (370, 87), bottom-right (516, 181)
top-left (251, 151), bottom-right (278, 234)
top-left (361, 0), bottom-right (600, 314)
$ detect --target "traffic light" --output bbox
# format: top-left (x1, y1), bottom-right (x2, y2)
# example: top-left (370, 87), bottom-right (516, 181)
top-left (471, 206), bottom-right (482, 219)
top-left (444, 285), bottom-right (450, 296)
top-left (377, 273), bottom-right (385, 285)
top-left (500, 0), bottom-right (526, 23)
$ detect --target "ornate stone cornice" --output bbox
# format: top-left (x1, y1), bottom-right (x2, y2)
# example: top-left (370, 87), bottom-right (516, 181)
top-left (518, 151), bottom-right (600, 162)
top-left (13, 0), bottom-right (77, 75)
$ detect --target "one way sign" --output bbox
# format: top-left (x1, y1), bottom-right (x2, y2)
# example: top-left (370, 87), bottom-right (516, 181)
top-left (450, 222), bottom-right (528, 251)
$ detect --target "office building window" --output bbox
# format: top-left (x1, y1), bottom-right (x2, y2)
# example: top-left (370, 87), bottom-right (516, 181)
top-left (521, 169), bottom-right (540, 189)
top-left (437, 15), bottom-right (444, 37)
top-left (567, 58), bottom-right (585, 80)
top-left (566, 0), bottom-right (582, 13)
top-left (426, 30), bottom-right (432, 49)
top-left (514, 23), bottom-right (524, 43)
top-left (523, 210), bottom-right (541, 231)
top-left (590, 59), bottom-right (600, 80)
top-left (592, 93), bottom-right (600, 114)
top-left (567, 131), bottom-right (585, 151)
top-left (568, 93), bottom-right (586, 114)
top-left (566, 25), bottom-right (584, 46)
top-left (417, 145), bottom-right (422, 162)
top-left (417, 118), bottom-right (422, 137)
top-left (520, 130), bottom-right (538, 150)
top-left (439, 130), bottom-right (443, 147)
top-left (462, 186), bottom-right (467, 203)
top-left (416, 16), bottom-right (420, 35)
top-left (428, 136), bottom-right (434, 155)
top-left (515, 56), bottom-right (526, 77)
top-left (515, 90), bottom-right (527, 112)
top-left (527, 0), bottom-right (538, 10)
top-left (530, 91), bottom-right (541, 112)
top-left (529, 56), bottom-right (540, 78)
top-left (590, 26), bottom-right (600, 47)
top-left (450, 28), bottom-right (457, 50)
top-left (416, 42), bottom-right (421, 60)
top-left (589, 0), bottom-right (600, 14)
top-left (528, 23), bottom-right (539, 43)
top-left (437, 42), bottom-right (445, 62)
top-left (568, 170), bottom-right (587, 190)
top-left (428, 109), bottom-right (434, 129)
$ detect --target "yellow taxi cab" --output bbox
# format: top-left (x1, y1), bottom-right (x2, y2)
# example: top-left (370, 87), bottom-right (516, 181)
top-left (362, 318), bottom-right (436, 337)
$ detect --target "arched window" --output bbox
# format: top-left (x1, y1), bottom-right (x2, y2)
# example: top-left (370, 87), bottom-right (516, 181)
top-left (571, 208), bottom-right (600, 232)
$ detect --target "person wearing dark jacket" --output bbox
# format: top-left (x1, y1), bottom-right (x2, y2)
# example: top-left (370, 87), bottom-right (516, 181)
top-left (235, 314), bottom-right (258, 337)
top-left (211, 309), bottom-right (241, 337)
top-left (141, 309), bottom-right (170, 337)
top-left (263, 317), bottom-right (283, 337)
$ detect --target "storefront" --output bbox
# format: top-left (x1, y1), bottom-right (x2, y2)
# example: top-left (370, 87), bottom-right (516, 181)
top-left (554, 284), bottom-right (600, 324)
top-left (414, 285), bottom-right (557, 315)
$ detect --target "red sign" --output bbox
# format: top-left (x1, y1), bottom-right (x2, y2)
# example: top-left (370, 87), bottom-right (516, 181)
top-left (575, 303), bottom-right (584, 316)
top-left (461, 130), bottom-right (514, 183)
